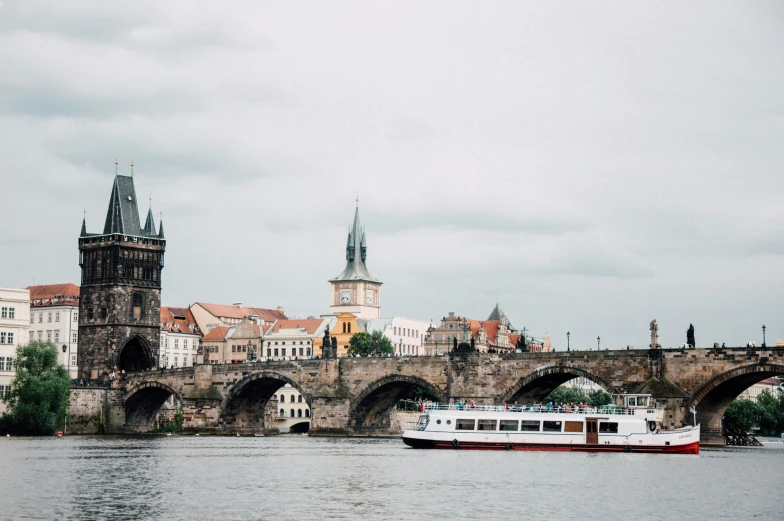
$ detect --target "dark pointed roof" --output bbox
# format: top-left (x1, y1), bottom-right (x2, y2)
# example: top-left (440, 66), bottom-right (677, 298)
top-left (143, 206), bottom-right (157, 236)
top-left (488, 303), bottom-right (513, 329)
top-left (103, 175), bottom-right (143, 235)
top-left (330, 204), bottom-right (380, 283)
top-left (83, 174), bottom-right (162, 238)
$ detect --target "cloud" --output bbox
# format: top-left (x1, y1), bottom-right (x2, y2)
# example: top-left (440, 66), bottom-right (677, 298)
top-left (0, 1), bottom-right (782, 350)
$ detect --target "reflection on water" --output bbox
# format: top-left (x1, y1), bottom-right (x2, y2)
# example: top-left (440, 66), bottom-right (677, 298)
top-left (0, 436), bottom-right (781, 521)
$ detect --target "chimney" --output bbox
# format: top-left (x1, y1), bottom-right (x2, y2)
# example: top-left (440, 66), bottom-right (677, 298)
top-left (233, 302), bottom-right (243, 308)
top-left (277, 306), bottom-right (285, 316)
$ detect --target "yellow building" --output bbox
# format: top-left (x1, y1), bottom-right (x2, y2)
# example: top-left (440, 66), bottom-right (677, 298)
top-left (319, 312), bottom-right (361, 358)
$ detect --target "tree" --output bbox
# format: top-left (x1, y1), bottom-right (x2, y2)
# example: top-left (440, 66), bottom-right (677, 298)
top-left (545, 386), bottom-right (587, 405)
top-left (723, 399), bottom-right (758, 432)
top-left (754, 390), bottom-right (784, 436)
top-left (587, 389), bottom-right (613, 407)
top-left (0, 342), bottom-right (71, 435)
top-left (347, 330), bottom-right (394, 356)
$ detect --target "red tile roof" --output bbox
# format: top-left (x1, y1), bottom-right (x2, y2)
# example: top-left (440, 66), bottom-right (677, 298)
top-left (26, 283), bottom-right (80, 307)
top-left (267, 319), bottom-right (326, 335)
top-left (195, 303), bottom-right (287, 323)
top-left (160, 306), bottom-right (202, 336)
top-left (203, 326), bottom-right (230, 341)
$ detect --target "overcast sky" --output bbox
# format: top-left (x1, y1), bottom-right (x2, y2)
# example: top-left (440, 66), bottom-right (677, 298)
top-left (1, 1), bottom-right (782, 350)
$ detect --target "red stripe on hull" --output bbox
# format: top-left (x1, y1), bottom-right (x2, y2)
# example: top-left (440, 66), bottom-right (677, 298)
top-left (404, 438), bottom-right (700, 455)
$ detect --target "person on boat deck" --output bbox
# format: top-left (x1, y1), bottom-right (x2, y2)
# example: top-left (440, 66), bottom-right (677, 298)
top-left (470, 400), bottom-right (476, 408)
top-left (546, 402), bottom-right (553, 410)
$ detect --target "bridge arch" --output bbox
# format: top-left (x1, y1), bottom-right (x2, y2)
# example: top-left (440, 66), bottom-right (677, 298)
top-left (499, 366), bottom-right (617, 404)
top-left (220, 371), bottom-right (312, 433)
top-left (689, 363), bottom-right (784, 433)
top-left (115, 334), bottom-right (155, 373)
top-left (124, 381), bottom-right (183, 428)
top-left (350, 375), bottom-right (446, 433)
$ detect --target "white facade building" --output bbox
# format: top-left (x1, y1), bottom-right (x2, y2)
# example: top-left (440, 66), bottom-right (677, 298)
top-left (365, 317), bottom-right (434, 356)
top-left (160, 306), bottom-right (202, 368)
top-left (27, 284), bottom-right (80, 378)
top-left (262, 318), bottom-right (333, 360)
top-left (273, 383), bottom-right (311, 433)
top-left (0, 288), bottom-right (31, 415)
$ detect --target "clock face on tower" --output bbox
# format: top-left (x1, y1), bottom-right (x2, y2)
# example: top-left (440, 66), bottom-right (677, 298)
top-left (340, 290), bottom-right (352, 304)
top-left (366, 290), bottom-right (373, 304)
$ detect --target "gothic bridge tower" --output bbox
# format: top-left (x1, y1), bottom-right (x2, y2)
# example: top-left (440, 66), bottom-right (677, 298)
top-left (329, 203), bottom-right (382, 319)
top-left (77, 172), bottom-right (166, 379)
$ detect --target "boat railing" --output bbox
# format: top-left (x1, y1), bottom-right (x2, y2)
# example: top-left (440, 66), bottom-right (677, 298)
top-left (422, 402), bottom-right (660, 416)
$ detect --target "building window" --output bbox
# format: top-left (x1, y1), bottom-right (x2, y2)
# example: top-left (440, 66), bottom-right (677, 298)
top-left (0, 332), bottom-right (5, 344)
top-left (48, 312), bottom-right (52, 323)
top-left (0, 307), bottom-right (6, 319)
top-left (274, 348), bottom-right (278, 356)
top-left (280, 409), bottom-right (285, 417)
top-left (70, 355), bottom-right (77, 367)
top-left (267, 349), bottom-right (271, 357)
top-left (347, 323), bottom-right (351, 333)
top-left (73, 312), bottom-right (78, 322)
top-left (38, 313), bottom-right (43, 323)
top-left (342, 322), bottom-right (346, 333)
top-left (281, 348), bottom-right (286, 356)
top-left (47, 331), bottom-right (52, 342)
top-left (7, 308), bottom-right (15, 319)
top-left (290, 409), bottom-right (295, 418)
top-left (299, 348), bottom-right (303, 356)
top-left (55, 313), bottom-right (60, 322)
top-left (298, 395), bottom-right (303, 403)
top-left (72, 332), bottom-right (77, 343)
top-left (305, 409), bottom-right (310, 417)
top-left (54, 331), bottom-right (59, 343)
top-left (298, 409), bottom-right (303, 417)
top-left (306, 348), bottom-right (311, 356)
top-left (30, 315), bottom-right (34, 324)
top-left (37, 331), bottom-right (42, 341)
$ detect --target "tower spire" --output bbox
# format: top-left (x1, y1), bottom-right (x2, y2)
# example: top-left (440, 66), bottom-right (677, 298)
top-left (115, 155), bottom-right (118, 175)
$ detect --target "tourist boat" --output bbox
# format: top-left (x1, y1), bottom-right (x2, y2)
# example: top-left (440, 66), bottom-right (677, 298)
top-left (402, 394), bottom-right (700, 454)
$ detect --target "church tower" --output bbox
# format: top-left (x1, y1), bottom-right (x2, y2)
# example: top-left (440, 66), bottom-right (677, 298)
top-left (329, 203), bottom-right (382, 318)
top-left (77, 171), bottom-right (166, 379)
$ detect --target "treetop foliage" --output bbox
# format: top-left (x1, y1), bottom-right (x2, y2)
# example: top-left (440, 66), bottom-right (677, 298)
top-left (0, 341), bottom-right (71, 435)
top-left (347, 330), bottom-right (394, 356)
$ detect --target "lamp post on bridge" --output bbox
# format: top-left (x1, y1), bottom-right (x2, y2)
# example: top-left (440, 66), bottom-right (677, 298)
top-left (597, 336), bottom-right (601, 350)
top-left (567, 331), bottom-right (570, 352)
top-left (762, 325), bottom-right (766, 348)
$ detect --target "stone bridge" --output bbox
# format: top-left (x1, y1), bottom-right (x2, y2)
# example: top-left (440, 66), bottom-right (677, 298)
top-left (72, 347), bottom-right (784, 444)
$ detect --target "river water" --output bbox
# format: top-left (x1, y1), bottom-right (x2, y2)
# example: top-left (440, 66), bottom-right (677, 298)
top-left (0, 435), bottom-right (781, 521)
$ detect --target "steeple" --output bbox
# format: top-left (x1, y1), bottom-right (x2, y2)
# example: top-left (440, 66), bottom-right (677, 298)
top-left (331, 204), bottom-right (379, 282)
top-left (143, 204), bottom-right (157, 236)
top-left (80, 216), bottom-right (87, 237)
top-left (103, 175), bottom-right (142, 236)
top-left (158, 218), bottom-right (165, 239)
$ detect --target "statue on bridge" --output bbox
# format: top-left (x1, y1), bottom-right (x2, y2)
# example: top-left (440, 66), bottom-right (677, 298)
top-left (687, 324), bottom-right (695, 349)
top-left (650, 320), bottom-right (660, 349)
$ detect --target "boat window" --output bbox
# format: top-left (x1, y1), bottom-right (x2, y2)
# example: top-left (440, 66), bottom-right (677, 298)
top-left (446, 420), bottom-right (452, 425)
top-left (638, 397), bottom-right (648, 407)
top-left (520, 420), bottom-right (540, 432)
top-left (599, 422), bottom-right (619, 433)
top-left (499, 420), bottom-right (518, 431)
top-left (627, 396), bottom-right (637, 407)
top-left (455, 419), bottom-right (475, 431)
top-left (564, 421), bottom-right (583, 433)
top-left (436, 420), bottom-right (441, 424)
top-left (543, 421), bottom-right (562, 432)
top-left (477, 420), bottom-right (496, 431)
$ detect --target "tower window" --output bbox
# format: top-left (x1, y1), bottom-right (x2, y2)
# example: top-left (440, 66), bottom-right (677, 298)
top-left (132, 293), bottom-right (143, 320)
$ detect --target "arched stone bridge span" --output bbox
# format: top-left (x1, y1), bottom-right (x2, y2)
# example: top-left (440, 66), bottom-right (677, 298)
top-left (96, 347), bottom-right (783, 443)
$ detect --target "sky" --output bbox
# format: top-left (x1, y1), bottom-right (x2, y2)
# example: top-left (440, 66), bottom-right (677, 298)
top-left (1, 1), bottom-right (782, 350)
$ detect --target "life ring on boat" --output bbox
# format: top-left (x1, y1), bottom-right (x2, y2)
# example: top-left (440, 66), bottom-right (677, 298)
top-left (505, 444), bottom-right (513, 451)
top-left (452, 439), bottom-right (459, 448)
top-left (648, 421), bottom-right (656, 432)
